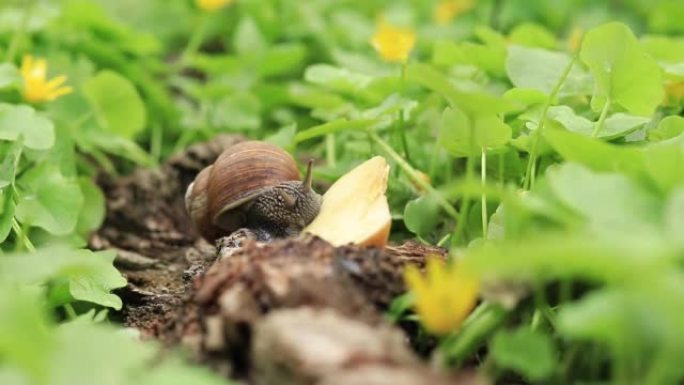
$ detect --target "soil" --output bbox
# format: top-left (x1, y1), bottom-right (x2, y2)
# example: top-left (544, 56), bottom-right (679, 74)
top-left (90, 135), bottom-right (484, 385)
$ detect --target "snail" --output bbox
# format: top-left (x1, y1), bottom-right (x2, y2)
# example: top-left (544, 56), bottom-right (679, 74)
top-left (185, 141), bottom-right (322, 245)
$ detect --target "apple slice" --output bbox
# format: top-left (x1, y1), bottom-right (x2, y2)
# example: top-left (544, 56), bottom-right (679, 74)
top-left (304, 156), bottom-right (391, 248)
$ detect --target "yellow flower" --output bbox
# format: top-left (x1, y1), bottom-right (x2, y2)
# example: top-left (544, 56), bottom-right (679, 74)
top-left (370, 19), bottom-right (416, 63)
top-left (20, 55), bottom-right (73, 103)
top-left (196, 0), bottom-right (234, 12)
top-left (567, 26), bottom-right (584, 53)
top-left (434, 0), bottom-right (476, 25)
top-left (404, 257), bottom-right (479, 335)
top-left (664, 80), bottom-right (684, 106)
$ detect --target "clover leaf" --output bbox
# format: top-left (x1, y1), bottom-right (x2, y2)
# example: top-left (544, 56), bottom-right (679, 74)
top-left (580, 22), bottom-right (664, 116)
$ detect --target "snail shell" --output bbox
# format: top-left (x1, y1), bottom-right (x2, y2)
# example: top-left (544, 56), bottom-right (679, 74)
top-left (186, 141), bottom-right (301, 241)
top-left (185, 165), bottom-right (219, 241)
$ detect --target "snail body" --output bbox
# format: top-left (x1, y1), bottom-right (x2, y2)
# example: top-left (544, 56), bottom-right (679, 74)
top-left (185, 141), bottom-right (322, 243)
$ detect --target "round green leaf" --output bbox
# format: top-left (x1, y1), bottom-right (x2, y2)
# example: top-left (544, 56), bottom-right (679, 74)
top-left (15, 165), bottom-right (84, 235)
top-left (0, 103), bottom-right (55, 150)
top-left (439, 107), bottom-right (512, 157)
top-left (0, 63), bottom-right (21, 90)
top-left (506, 46), bottom-right (591, 97)
top-left (404, 195), bottom-right (441, 238)
top-left (649, 116), bottom-right (684, 142)
top-left (0, 190), bottom-right (15, 243)
top-left (580, 22), bottom-right (664, 116)
top-left (491, 328), bottom-right (556, 381)
top-left (75, 177), bottom-right (105, 236)
top-left (83, 70), bottom-right (146, 139)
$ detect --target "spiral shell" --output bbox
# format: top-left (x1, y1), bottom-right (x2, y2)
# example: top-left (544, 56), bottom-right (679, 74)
top-left (185, 141), bottom-right (299, 241)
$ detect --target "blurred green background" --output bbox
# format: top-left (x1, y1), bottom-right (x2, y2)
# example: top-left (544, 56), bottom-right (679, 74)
top-left (1, 1), bottom-right (684, 384)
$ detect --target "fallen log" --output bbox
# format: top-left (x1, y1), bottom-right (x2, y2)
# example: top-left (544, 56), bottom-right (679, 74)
top-left (91, 136), bottom-right (483, 385)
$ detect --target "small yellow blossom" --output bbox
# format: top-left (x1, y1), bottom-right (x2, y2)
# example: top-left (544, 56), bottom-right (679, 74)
top-left (664, 80), bottom-right (684, 106)
top-left (434, 0), bottom-right (476, 25)
top-left (196, 0), bottom-right (234, 12)
top-left (20, 55), bottom-right (72, 103)
top-left (370, 19), bottom-right (416, 63)
top-left (567, 26), bottom-right (584, 53)
top-left (404, 257), bottom-right (479, 335)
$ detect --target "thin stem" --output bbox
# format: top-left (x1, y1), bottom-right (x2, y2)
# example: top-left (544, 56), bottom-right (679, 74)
top-left (150, 124), bottom-right (162, 165)
top-left (452, 155), bottom-right (475, 246)
top-left (63, 303), bottom-right (77, 320)
top-left (591, 98), bottom-right (611, 137)
top-left (523, 56), bottom-right (577, 190)
top-left (436, 233), bottom-right (451, 247)
top-left (177, 13), bottom-right (210, 69)
top-left (369, 132), bottom-right (459, 221)
top-left (440, 302), bottom-right (508, 366)
top-left (172, 129), bottom-right (195, 155)
top-left (325, 134), bottom-right (336, 168)
top-left (5, 0), bottom-right (34, 63)
top-left (12, 218), bottom-right (35, 252)
top-left (397, 63), bottom-right (411, 163)
top-left (481, 148), bottom-right (488, 239)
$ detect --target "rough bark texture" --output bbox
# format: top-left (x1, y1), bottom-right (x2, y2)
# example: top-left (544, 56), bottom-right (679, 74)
top-left (90, 136), bottom-right (484, 385)
top-left (91, 134), bottom-right (245, 338)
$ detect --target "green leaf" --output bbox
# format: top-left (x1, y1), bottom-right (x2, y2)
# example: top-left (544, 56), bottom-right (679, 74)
top-left (0, 140), bottom-right (22, 188)
top-left (0, 285), bottom-right (53, 382)
top-left (0, 63), bottom-right (21, 90)
top-left (288, 83), bottom-right (348, 110)
top-left (649, 116), bottom-right (684, 142)
top-left (75, 177), bottom-right (105, 236)
top-left (68, 250), bottom-right (125, 310)
top-left (580, 22), bottom-right (664, 116)
top-left (0, 104), bottom-right (55, 150)
top-left (0, 247), bottom-right (126, 309)
top-left (546, 163), bottom-right (661, 235)
top-left (210, 93), bottom-right (261, 131)
top-left (83, 70), bottom-right (146, 139)
top-left (140, 359), bottom-right (234, 385)
top-left (507, 23), bottom-right (557, 49)
top-left (641, 36), bottom-right (684, 67)
top-left (491, 328), bottom-right (556, 381)
top-left (543, 127), bottom-right (646, 178)
top-left (233, 16), bottom-right (267, 56)
top-left (258, 44), bottom-right (307, 77)
top-left (503, 88), bottom-right (548, 108)
top-left (386, 292), bottom-right (415, 323)
top-left (406, 63), bottom-right (519, 115)
top-left (546, 106), bottom-right (649, 139)
top-left (439, 106), bottom-right (512, 157)
top-left (666, 188), bottom-right (684, 249)
top-left (304, 64), bottom-right (372, 94)
top-left (643, 134), bottom-right (684, 193)
top-left (50, 322), bottom-right (155, 385)
top-left (265, 123), bottom-right (296, 150)
top-left (404, 195), bottom-right (441, 238)
top-left (82, 131), bottom-right (154, 166)
top-left (294, 119), bottom-right (377, 143)
top-left (0, 190), bottom-right (14, 243)
top-left (506, 46), bottom-right (590, 97)
top-left (15, 165), bottom-right (83, 235)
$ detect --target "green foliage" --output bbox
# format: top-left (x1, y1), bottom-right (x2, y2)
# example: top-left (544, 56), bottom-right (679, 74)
top-left (580, 22), bottom-right (664, 116)
top-left (0, 104), bottom-right (55, 150)
top-left (83, 71), bottom-right (147, 139)
top-left (1, 1), bottom-right (683, 384)
top-left (15, 164), bottom-right (83, 236)
top-left (439, 106), bottom-right (512, 157)
top-left (491, 328), bottom-right (557, 381)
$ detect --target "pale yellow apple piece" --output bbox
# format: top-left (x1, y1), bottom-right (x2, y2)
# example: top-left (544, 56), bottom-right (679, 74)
top-left (304, 156), bottom-right (391, 247)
